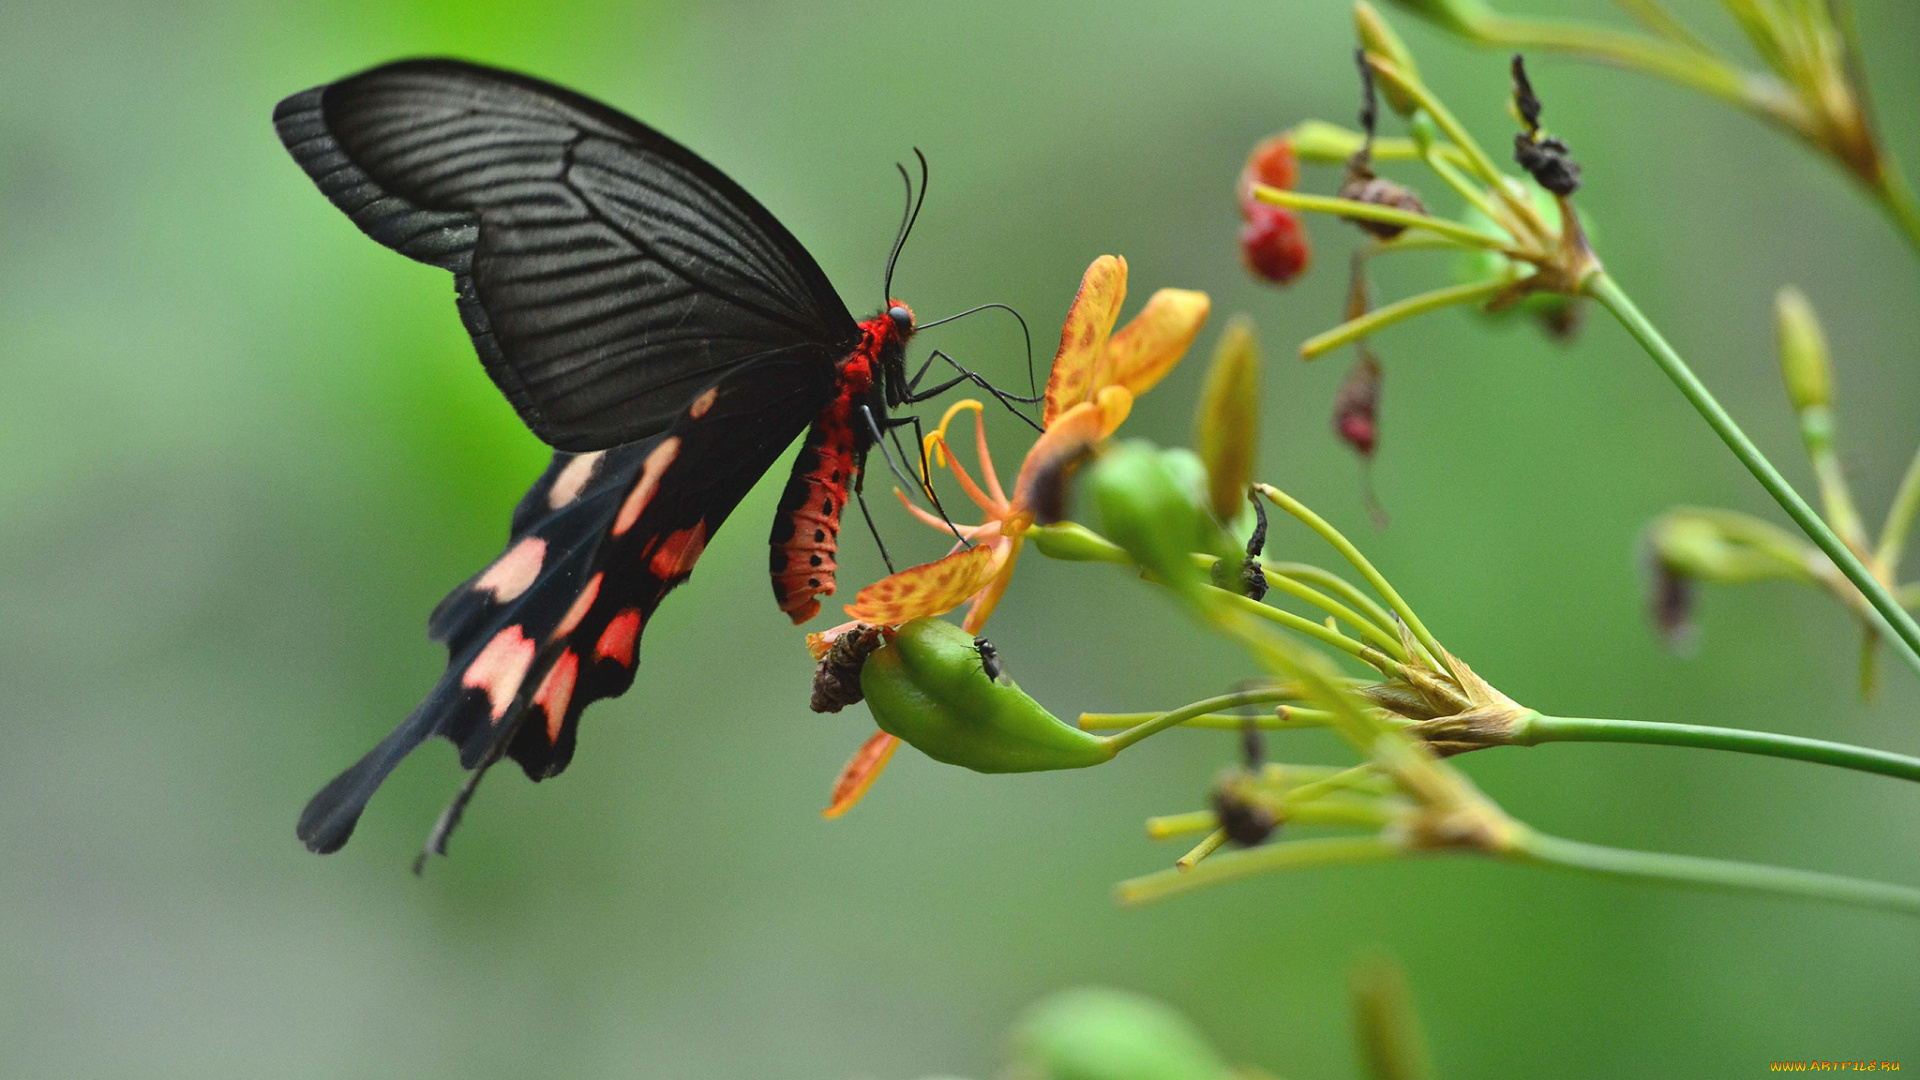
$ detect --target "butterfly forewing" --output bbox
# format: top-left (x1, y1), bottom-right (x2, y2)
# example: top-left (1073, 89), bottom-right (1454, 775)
top-left (274, 58), bottom-right (859, 451)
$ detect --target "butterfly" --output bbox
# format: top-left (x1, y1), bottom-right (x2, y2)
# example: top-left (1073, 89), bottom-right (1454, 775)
top-left (275, 58), bottom-right (1017, 858)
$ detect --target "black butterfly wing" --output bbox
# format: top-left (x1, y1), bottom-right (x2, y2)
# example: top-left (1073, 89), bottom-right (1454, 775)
top-left (297, 349), bottom-right (836, 854)
top-left (273, 58), bottom-right (861, 450)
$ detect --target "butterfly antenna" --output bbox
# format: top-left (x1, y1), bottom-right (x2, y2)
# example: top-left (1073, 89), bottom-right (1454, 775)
top-left (882, 149), bottom-right (930, 304)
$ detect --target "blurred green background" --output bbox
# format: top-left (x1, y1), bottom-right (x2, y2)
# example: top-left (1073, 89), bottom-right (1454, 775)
top-left (3, 0), bottom-right (1918, 1075)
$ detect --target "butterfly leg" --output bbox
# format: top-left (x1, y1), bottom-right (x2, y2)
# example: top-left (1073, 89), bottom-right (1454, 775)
top-left (860, 405), bottom-right (972, 548)
top-left (905, 350), bottom-right (1044, 431)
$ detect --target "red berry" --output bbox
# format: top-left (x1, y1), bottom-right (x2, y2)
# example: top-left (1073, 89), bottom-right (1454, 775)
top-left (1240, 202), bottom-right (1311, 285)
top-left (1244, 135), bottom-right (1298, 192)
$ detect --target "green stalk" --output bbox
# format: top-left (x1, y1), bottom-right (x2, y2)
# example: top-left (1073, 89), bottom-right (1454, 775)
top-left (1511, 830), bottom-right (1920, 917)
top-left (1251, 186), bottom-right (1512, 252)
top-left (1115, 835), bottom-right (1402, 905)
top-left (1105, 689), bottom-right (1305, 754)
top-left (1255, 484), bottom-right (1447, 667)
top-left (1265, 561), bottom-right (1401, 638)
top-left (1876, 441), bottom-right (1920, 575)
top-left (1514, 713), bottom-right (1920, 784)
top-left (1586, 271), bottom-right (1920, 679)
top-left (1300, 277), bottom-right (1515, 359)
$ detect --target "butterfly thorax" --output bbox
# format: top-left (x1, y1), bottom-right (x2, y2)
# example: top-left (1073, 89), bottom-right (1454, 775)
top-left (768, 303), bottom-right (916, 623)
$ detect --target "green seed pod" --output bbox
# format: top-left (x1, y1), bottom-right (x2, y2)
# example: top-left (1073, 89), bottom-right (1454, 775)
top-left (860, 618), bottom-right (1114, 773)
top-left (1012, 988), bottom-right (1232, 1080)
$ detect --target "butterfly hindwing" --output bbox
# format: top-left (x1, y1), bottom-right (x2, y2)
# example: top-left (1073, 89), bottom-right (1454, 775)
top-left (296, 349), bottom-right (837, 854)
top-left (274, 58), bottom-right (861, 452)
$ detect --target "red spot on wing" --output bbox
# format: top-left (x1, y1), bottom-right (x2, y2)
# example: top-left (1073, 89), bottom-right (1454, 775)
top-left (476, 537), bottom-right (546, 602)
top-left (613, 437), bottom-right (681, 537)
top-left (462, 625), bottom-right (537, 721)
top-left (650, 523), bottom-right (708, 579)
top-left (595, 608), bottom-right (642, 667)
top-left (689, 387), bottom-right (719, 418)
top-left (553, 572), bottom-right (603, 640)
top-left (533, 650), bottom-right (580, 743)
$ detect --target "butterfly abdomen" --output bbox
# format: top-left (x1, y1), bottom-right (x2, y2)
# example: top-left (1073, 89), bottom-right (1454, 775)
top-left (770, 319), bottom-right (894, 623)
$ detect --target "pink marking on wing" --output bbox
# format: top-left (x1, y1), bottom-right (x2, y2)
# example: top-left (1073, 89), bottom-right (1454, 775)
top-left (534, 650), bottom-right (580, 742)
top-left (689, 387), bottom-right (719, 418)
top-left (595, 608), bottom-right (643, 667)
top-left (475, 537), bottom-right (546, 602)
top-left (553, 572), bottom-right (603, 640)
top-left (649, 523), bottom-right (709, 579)
top-left (462, 625), bottom-right (537, 721)
top-left (547, 450), bottom-right (607, 509)
top-left (613, 437), bottom-right (681, 536)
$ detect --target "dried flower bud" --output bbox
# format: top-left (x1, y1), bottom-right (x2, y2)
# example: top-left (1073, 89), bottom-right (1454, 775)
top-left (1354, 2), bottom-right (1422, 116)
top-left (1333, 353), bottom-right (1383, 458)
top-left (1210, 773), bottom-right (1278, 847)
top-left (1195, 316), bottom-right (1261, 522)
top-left (1510, 55), bottom-right (1581, 195)
top-left (1774, 286), bottom-right (1833, 414)
top-left (1239, 202), bottom-right (1311, 285)
top-left (809, 623), bottom-right (885, 712)
top-left (1646, 553), bottom-right (1698, 655)
top-left (1337, 171), bottom-right (1428, 239)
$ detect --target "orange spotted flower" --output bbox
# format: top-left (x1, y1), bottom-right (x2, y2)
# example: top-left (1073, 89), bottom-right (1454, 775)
top-left (820, 255), bottom-right (1209, 815)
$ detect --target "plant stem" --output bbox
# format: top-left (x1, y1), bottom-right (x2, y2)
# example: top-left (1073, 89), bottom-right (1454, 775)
top-left (1082, 710), bottom-right (1331, 732)
top-left (1255, 484), bottom-right (1447, 668)
top-left (1300, 277), bottom-right (1515, 359)
top-left (1512, 830), bottom-right (1920, 917)
top-left (1515, 713), bottom-right (1920, 784)
top-left (1586, 271), bottom-right (1920, 680)
top-left (1207, 584), bottom-right (1372, 661)
top-left (1115, 835), bottom-right (1402, 905)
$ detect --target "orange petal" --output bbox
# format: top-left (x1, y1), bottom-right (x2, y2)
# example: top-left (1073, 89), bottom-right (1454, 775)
top-left (844, 543), bottom-right (999, 624)
top-left (1104, 288), bottom-right (1210, 401)
top-left (1043, 255), bottom-right (1128, 425)
top-left (823, 730), bottom-right (900, 818)
top-left (1011, 390), bottom-right (1131, 513)
top-left (961, 540), bottom-right (1023, 634)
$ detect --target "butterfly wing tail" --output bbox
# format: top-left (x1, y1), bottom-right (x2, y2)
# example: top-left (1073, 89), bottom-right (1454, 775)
top-left (296, 699), bottom-right (443, 853)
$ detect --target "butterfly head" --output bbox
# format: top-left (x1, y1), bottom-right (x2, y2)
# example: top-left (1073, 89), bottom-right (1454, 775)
top-left (884, 301), bottom-right (916, 340)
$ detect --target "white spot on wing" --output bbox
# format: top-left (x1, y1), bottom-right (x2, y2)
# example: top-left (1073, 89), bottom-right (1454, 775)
top-left (548, 450), bottom-right (608, 509)
top-left (475, 537), bottom-right (546, 602)
top-left (613, 437), bottom-right (680, 536)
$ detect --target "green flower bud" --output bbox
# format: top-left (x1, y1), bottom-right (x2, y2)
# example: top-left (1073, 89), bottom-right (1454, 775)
top-left (1091, 441), bottom-right (1211, 596)
top-left (1012, 989), bottom-right (1231, 1080)
top-left (1774, 286), bottom-right (1832, 414)
top-left (1289, 119), bottom-right (1368, 164)
top-left (1355, 2), bottom-right (1422, 116)
top-left (1381, 0), bottom-right (1494, 37)
top-left (1030, 521), bottom-right (1130, 563)
top-left (861, 618), bottom-right (1114, 773)
top-left (1194, 316), bottom-right (1262, 523)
